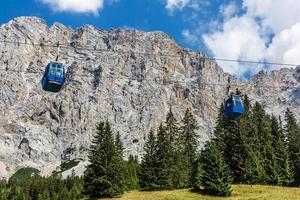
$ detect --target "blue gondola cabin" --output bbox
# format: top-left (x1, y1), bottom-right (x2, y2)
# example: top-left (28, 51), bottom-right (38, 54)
top-left (41, 62), bottom-right (65, 92)
top-left (224, 95), bottom-right (245, 119)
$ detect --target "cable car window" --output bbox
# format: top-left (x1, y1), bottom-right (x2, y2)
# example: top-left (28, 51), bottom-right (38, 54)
top-left (56, 68), bottom-right (63, 77)
top-left (49, 66), bottom-right (56, 75)
top-left (233, 96), bottom-right (242, 102)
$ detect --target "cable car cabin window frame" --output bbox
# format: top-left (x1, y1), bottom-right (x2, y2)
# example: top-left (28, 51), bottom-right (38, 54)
top-left (224, 95), bottom-right (245, 119)
top-left (55, 63), bottom-right (64, 77)
top-left (41, 62), bottom-right (65, 93)
top-left (48, 63), bottom-right (64, 77)
top-left (232, 96), bottom-right (242, 103)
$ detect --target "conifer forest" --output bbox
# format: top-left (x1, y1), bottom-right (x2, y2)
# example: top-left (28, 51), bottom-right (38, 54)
top-left (0, 94), bottom-right (300, 199)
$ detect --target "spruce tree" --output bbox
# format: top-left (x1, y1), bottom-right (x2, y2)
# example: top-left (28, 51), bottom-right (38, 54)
top-left (165, 108), bottom-right (180, 146)
top-left (180, 108), bottom-right (199, 186)
top-left (285, 108), bottom-right (300, 186)
top-left (200, 141), bottom-right (233, 197)
top-left (165, 109), bottom-right (188, 188)
top-left (191, 154), bottom-right (202, 192)
top-left (239, 95), bottom-right (260, 184)
top-left (83, 121), bottom-right (125, 198)
top-left (139, 129), bottom-right (159, 190)
top-left (155, 124), bottom-right (173, 189)
top-left (251, 102), bottom-right (277, 184)
top-left (214, 98), bottom-right (280, 185)
top-left (214, 101), bottom-right (247, 183)
top-left (240, 100), bottom-right (269, 184)
top-left (270, 115), bottom-right (291, 185)
top-left (115, 132), bottom-right (124, 155)
top-left (114, 132), bottom-right (127, 191)
top-left (125, 155), bottom-right (140, 190)
top-left (213, 103), bottom-right (226, 150)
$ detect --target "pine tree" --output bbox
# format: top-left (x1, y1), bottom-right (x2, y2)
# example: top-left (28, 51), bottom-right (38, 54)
top-left (115, 132), bottom-right (127, 191)
top-left (239, 100), bottom-right (268, 184)
top-left (213, 103), bottom-right (226, 150)
top-left (213, 98), bottom-right (282, 185)
top-left (200, 141), bottom-right (233, 197)
top-left (139, 129), bottom-right (160, 190)
top-left (239, 95), bottom-right (260, 184)
top-left (285, 108), bottom-right (300, 186)
top-left (83, 121), bottom-right (125, 198)
top-left (270, 115), bottom-right (291, 185)
top-left (125, 155), bottom-right (140, 190)
top-left (214, 101), bottom-right (247, 183)
top-left (165, 108), bottom-right (180, 146)
top-left (180, 108), bottom-right (199, 186)
top-left (164, 109), bottom-right (188, 188)
top-left (155, 124), bottom-right (173, 189)
top-left (252, 102), bottom-right (278, 184)
top-left (115, 132), bottom-right (124, 155)
top-left (191, 154), bottom-right (202, 192)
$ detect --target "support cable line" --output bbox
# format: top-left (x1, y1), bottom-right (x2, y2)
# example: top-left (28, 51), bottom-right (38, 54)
top-left (0, 38), bottom-right (300, 92)
top-left (0, 39), bottom-right (298, 121)
top-left (0, 39), bottom-right (299, 67)
top-left (0, 65), bottom-right (299, 90)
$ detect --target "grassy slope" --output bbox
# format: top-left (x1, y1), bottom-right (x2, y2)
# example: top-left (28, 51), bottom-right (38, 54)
top-left (100, 185), bottom-right (300, 200)
top-left (9, 167), bottom-right (40, 184)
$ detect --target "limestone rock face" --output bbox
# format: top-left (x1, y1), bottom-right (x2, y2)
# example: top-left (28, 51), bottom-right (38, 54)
top-left (0, 17), bottom-right (300, 179)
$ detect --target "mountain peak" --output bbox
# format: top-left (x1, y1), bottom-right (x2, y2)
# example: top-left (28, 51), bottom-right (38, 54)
top-left (0, 17), bottom-right (300, 179)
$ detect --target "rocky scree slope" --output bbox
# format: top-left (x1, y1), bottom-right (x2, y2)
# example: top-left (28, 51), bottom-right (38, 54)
top-left (0, 17), bottom-right (300, 179)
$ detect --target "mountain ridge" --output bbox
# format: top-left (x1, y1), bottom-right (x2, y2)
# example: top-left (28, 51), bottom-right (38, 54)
top-left (0, 16), bottom-right (300, 179)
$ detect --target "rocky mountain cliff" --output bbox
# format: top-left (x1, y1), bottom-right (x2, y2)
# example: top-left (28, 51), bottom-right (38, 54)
top-left (1, 17), bottom-right (300, 179)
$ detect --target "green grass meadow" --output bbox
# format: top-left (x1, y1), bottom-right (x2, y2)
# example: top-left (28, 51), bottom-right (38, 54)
top-left (99, 185), bottom-right (300, 200)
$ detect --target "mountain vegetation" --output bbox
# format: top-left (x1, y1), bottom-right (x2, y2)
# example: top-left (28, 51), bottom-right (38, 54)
top-left (1, 98), bottom-right (300, 199)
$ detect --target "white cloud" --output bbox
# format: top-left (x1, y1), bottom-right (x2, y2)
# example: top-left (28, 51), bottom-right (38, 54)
top-left (244, 0), bottom-right (300, 33)
top-left (165, 0), bottom-right (209, 12)
top-left (40, 0), bottom-right (104, 15)
top-left (203, 0), bottom-right (300, 78)
top-left (266, 23), bottom-right (300, 68)
top-left (203, 16), bottom-right (266, 77)
top-left (220, 2), bottom-right (238, 20)
top-left (166, 0), bottom-right (190, 12)
top-left (182, 29), bottom-right (198, 44)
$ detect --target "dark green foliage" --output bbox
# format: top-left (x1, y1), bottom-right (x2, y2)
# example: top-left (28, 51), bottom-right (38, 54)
top-left (154, 109), bottom-right (189, 189)
top-left (155, 124), bottom-right (173, 189)
top-left (165, 108), bottom-right (180, 146)
top-left (191, 155), bottom-right (202, 192)
top-left (139, 129), bottom-right (160, 190)
top-left (238, 98), bottom-right (263, 184)
top-left (3, 98), bottom-right (300, 199)
top-left (0, 174), bottom-right (83, 200)
top-left (140, 108), bottom-right (199, 190)
top-left (213, 97), bottom-right (293, 186)
top-left (59, 160), bottom-right (80, 173)
top-left (270, 116), bottom-right (292, 185)
top-left (166, 109), bottom-right (189, 189)
top-left (165, 109), bottom-right (195, 189)
top-left (125, 155), bottom-right (140, 190)
top-left (180, 108), bottom-right (199, 186)
top-left (83, 121), bottom-right (126, 198)
top-left (285, 108), bottom-right (300, 186)
top-left (252, 103), bottom-right (278, 184)
top-left (115, 132), bottom-right (124, 155)
top-left (200, 141), bottom-right (233, 197)
top-left (213, 102), bottom-right (248, 183)
top-left (9, 167), bottom-right (40, 185)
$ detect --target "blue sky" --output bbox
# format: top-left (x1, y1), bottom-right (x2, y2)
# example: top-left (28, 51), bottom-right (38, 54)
top-left (1, 0), bottom-right (300, 78)
top-left (0, 0), bottom-right (225, 50)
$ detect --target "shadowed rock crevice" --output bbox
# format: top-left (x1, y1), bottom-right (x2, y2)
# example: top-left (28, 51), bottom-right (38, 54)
top-left (18, 138), bottom-right (31, 157)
